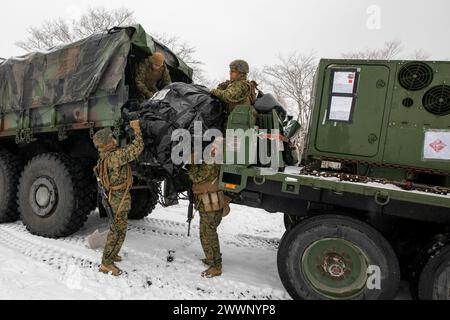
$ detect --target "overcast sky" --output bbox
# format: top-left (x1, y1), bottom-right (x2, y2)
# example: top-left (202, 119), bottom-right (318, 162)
top-left (0, 0), bottom-right (449, 80)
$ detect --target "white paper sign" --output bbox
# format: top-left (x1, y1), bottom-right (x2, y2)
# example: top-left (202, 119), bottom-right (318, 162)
top-left (423, 130), bottom-right (450, 160)
top-left (332, 71), bottom-right (357, 94)
top-left (329, 96), bottom-right (354, 121)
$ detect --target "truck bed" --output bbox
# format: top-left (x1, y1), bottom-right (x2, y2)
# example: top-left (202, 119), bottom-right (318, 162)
top-left (220, 165), bottom-right (450, 224)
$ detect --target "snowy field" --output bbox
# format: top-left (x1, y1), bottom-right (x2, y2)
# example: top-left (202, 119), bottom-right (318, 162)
top-left (0, 202), bottom-right (290, 300)
top-left (0, 201), bottom-right (411, 300)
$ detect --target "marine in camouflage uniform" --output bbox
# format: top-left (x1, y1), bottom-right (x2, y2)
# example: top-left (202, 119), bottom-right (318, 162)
top-left (93, 120), bottom-right (144, 276)
top-left (135, 52), bottom-right (172, 102)
top-left (211, 59), bottom-right (257, 115)
top-left (187, 60), bottom-right (255, 278)
top-left (188, 163), bottom-right (229, 278)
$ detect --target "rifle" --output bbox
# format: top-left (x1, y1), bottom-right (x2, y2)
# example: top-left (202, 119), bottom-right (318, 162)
top-left (94, 171), bottom-right (115, 221)
top-left (87, 171), bottom-right (118, 250)
top-left (187, 189), bottom-right (194, 237)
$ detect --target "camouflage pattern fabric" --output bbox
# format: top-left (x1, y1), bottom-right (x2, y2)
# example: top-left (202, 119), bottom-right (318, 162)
top-left (188, 163), bottom-right (223, 269)
top-left (200, 210), bottom-right (223, 268)
top-left (217, 80), bottom-right (232, 90)
top-left (102, 197), bottom-right (129, 265)
top-left (93, 128), bottom-right (114, 148)
top-left (211, 76), bottom-right (254, 114)
top-left (97, 126), bottom-right (144, 265)
top-left (188, 164), bottom-right (221, 213)
top-left (0, 29), bottom-right (131, 112)
top-left (135, 59), bottom-right (172, 101)
top-left (229, 60), bottom-right (250, 74)
top-left (0, 24), bottom-right (193, 136)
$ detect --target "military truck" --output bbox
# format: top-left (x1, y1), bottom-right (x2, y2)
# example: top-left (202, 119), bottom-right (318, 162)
top-left (1, 26), bottom-right (449, 300)
top-left (0, 25), bottom-right (193, 237)
top-left (220, 59), bottom-right (450, 300)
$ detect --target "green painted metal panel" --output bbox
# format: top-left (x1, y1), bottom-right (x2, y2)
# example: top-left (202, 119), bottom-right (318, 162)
top-left (383, 61), bottom-right (450, 171)
top-left (315, 64), bottom-right (390, 158)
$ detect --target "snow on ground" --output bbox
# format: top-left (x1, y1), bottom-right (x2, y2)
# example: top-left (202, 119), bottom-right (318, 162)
top-left (0, 201), bottom-right (411, 300)
top-left (0, 202), bottom-right (289, 300)
top-left (0, 245), bottom-right (98, 300)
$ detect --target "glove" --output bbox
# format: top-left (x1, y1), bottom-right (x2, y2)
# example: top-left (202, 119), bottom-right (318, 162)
top-left (210, 89), bottom-right (220, 97)
top-left (217, 80), bottom-right (231, 90)
top-left (130, 120), bottom-right (141, 131)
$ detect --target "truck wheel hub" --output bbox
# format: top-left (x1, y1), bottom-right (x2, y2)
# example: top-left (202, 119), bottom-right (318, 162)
top-left (36, 186), bottom-right (50, 207)
top-left (30, 177), bottom-right (58, 217)
top-left (301, 238), bottom-right (369, 299)
top-left (324, 254), bottom-right (347, 278)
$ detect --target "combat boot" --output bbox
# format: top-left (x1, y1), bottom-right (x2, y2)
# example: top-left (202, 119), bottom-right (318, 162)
top-left (201, 258), bottom-right (213, 267)
top-left (114, 255), bottom-right (123, 263)
top-left (201, 266), bottom-right (222, 278)
top-left (99, 263), bottom-right (123, 276)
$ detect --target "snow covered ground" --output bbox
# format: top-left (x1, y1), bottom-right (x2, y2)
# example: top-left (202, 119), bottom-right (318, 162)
top-left (0, 202), bottom-right (290, 300)
top-left (0, 201), bottom-right (411, 300)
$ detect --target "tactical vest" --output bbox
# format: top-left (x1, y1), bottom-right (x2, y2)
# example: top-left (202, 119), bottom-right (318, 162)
top-left (226, 80), bottom-right (258, 114)
top-left (95, 156), bottom-right (133, 213)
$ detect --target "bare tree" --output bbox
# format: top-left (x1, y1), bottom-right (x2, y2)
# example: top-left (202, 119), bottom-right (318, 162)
top-left (16, 7), bottom-right (136, 52)
top-left (73, 7), bottom-right (135, 39)
top-left (342, 40), bottom-right (432, 60)
top-left (262, 51), bottom-right (317, 127)
top-left (342, 40), bottom-right (404, 60)
top-left (412, 49), bottom-right (432, 60)
top-left (16, 7), bottom-right (206, 84)
top-left (153, 33), bottom-right (207, 85)
top-left (259, 52), bottom-right (317, 156)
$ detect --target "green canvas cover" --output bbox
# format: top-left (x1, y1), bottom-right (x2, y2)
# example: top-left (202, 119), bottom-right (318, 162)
top-left (0, 25), bottom-right (193, 113)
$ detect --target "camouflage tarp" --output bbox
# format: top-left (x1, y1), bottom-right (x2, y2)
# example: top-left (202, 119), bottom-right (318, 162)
top-left (0, 25), bottom-right (193, 113)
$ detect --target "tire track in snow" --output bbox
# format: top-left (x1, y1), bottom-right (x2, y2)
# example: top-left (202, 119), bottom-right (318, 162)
top-left (131, 218), bottom-right (281, 250)
top-left (0, 224), bottom-right (288, 300)
top-left (0, 219), bottom-right (280, 251)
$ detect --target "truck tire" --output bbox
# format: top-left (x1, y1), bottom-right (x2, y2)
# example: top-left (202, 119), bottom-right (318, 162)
top-left (18, 153), bottom-right (95, 238)
top-left (128, 182), bottom-right (160, 220)
top-left (418, 245), bottom-right (450, 300)
top-left (0, 149), bottom-right (22, 223)
top-left (277, 215), bottom-right (400, 300)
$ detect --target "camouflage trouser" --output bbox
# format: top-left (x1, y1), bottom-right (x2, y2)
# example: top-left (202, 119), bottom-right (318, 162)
top-left (102, 191), bottom-right (131, 265)
top-left (199, 210), bottom-right (223, 269)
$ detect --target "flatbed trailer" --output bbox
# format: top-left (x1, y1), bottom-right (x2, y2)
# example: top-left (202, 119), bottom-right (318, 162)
top-left (218, 163), bottom-right (450, 300)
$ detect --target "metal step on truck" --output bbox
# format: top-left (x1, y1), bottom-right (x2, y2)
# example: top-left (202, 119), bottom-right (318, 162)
top-left (219, 59), bottom-right (450, 300)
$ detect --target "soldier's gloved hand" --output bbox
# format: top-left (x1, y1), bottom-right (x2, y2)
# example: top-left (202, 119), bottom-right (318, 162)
top-left (130, 120), bottom-right (141, 131)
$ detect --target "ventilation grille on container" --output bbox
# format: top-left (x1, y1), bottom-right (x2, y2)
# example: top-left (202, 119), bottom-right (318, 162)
top-left (398, 62), bottom-right (434, 91)
top-left (423, 85), bottom-right (450, 116)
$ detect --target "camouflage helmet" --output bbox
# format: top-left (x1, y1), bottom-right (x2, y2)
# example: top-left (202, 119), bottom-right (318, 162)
top-left (230, 60), bottom-right (250, 74)
top-left (93, 128), bottom-right (114, 149)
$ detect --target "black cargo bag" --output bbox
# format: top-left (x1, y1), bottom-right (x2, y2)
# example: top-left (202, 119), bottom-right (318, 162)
top-left (123, 83), bottom-right (225, 175)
